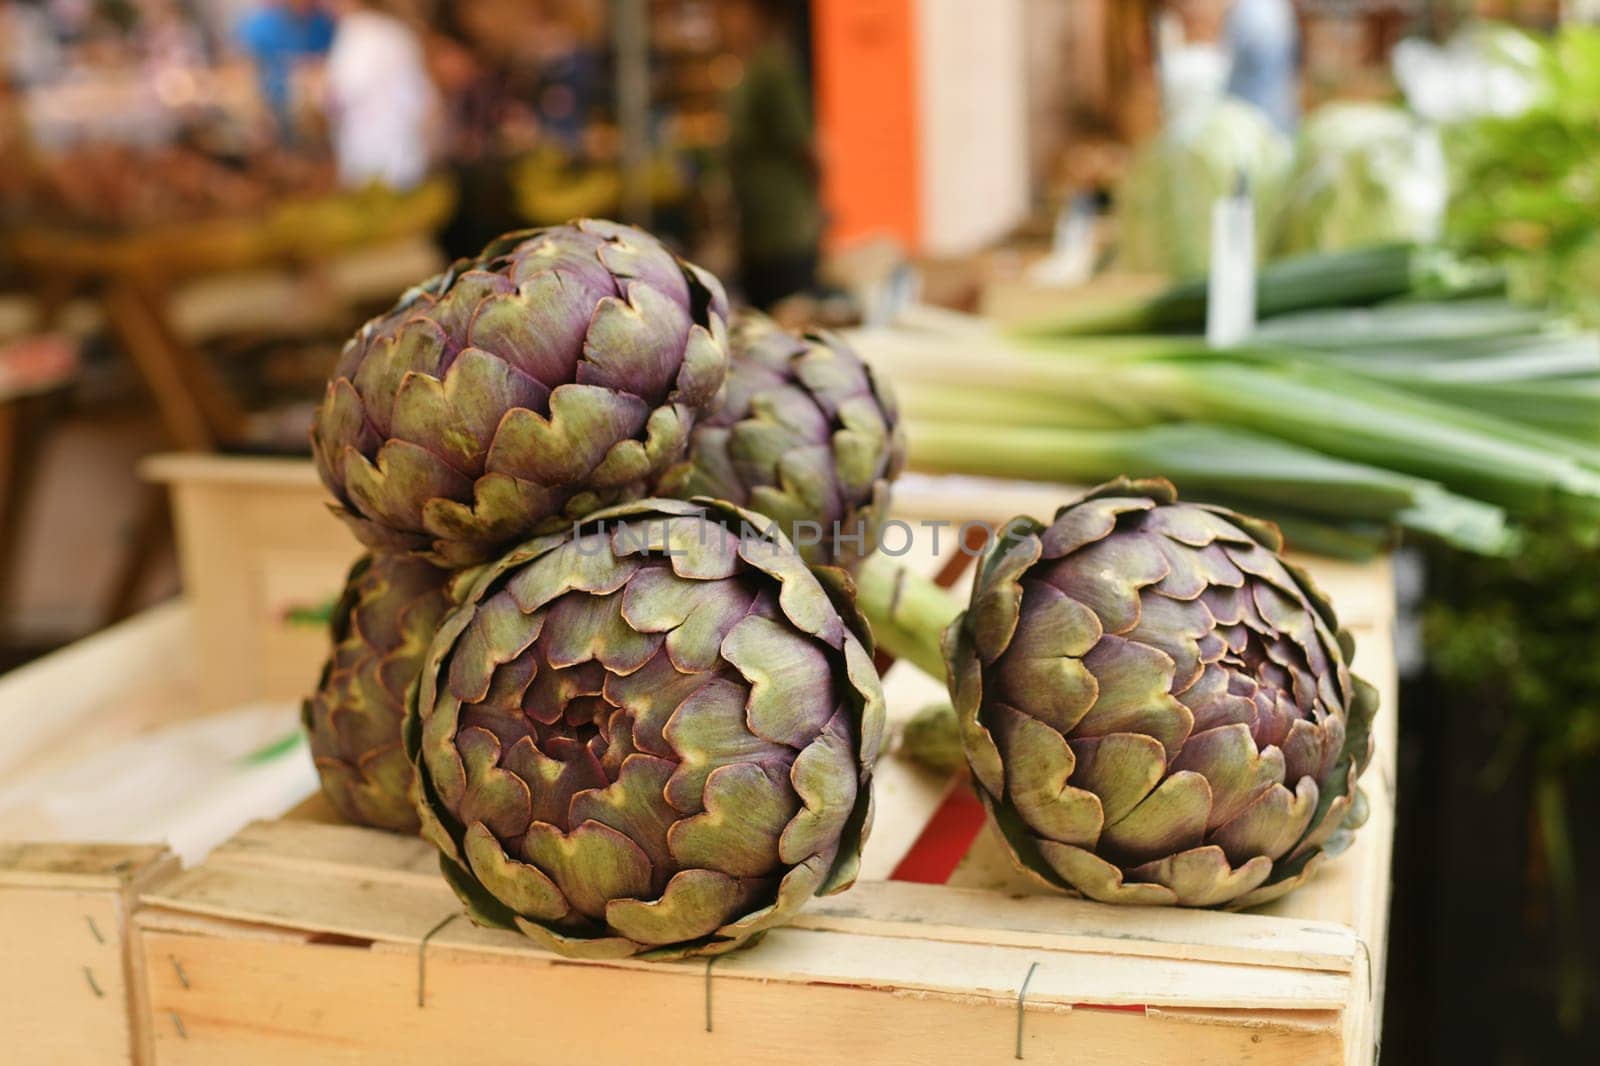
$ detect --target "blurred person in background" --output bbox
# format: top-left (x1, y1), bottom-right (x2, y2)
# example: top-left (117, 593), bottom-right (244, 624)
top-left (1223, 0), bottom-right (1298, 132)
top-left (719, 0), bottom-right (820, 311)
top-left (2, 1), bottom-right (63, 85)
top-left (323, 0), bottom-right (437, 189)
top-left (236, 0), bottom-right (333, 131)
top-left (136, 0), bottom-right (210, 72)
top-left (428, 2), bottom-right (529, 258)
top-left (0, 75), bottom-right (38, 226)
top-left (529, 0), bottom-right (600, 154)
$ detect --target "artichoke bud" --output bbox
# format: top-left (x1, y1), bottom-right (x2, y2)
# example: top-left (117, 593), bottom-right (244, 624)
top-left (407, 497), bottom-right (886, 959)
top-left (303, 552), bottom-right (455, 832)
top-left (654, 310), bottom-right (905, 569)
top-left (311, 219), bottom-right (732, 567)
top-left (949, 477), bottom-right (1377, 909)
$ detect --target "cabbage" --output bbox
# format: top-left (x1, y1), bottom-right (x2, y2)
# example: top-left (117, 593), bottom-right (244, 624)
top-left (1276, 103), bottom-right (1447, 256)
top-left (1393, 24), bottom-right (1542, 125)
top-left (1116, 98), bottom-right (1290, 279)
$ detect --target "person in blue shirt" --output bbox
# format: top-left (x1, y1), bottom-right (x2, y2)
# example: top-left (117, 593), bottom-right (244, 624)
top-left (1223, 0), bottom-right (1299, 133)
top-left (237, 0), bottom-right (335, 132)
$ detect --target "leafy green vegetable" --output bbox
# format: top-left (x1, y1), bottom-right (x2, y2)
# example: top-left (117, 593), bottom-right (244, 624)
top-left (1278, 103), bottom-right (1447, 255)
top-left (1116, 99), bottom-right (1290, 279)
top-left (1445, 25), bottom-right (1600, 321)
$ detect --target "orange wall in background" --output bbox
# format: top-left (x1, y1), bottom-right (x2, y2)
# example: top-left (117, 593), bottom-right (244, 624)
top-left (813, 0), bottom-right (921, 252)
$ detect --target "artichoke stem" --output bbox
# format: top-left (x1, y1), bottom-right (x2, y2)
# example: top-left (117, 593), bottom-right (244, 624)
top-left (854, 553), bottom-right (960, 683)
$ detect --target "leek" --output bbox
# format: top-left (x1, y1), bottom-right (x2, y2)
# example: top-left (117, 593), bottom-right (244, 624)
top-left (1015, 244), bottom-right (1492, 337)
top-left (905, 421), bottom-right (1516, 556)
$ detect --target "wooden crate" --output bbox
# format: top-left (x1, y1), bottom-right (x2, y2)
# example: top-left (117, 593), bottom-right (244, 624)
top-left (0, 844), bottom-right (179, 1065)
top-left (0, 603), bottom-right (312, 1065)
top-left (142, 454), bottom-right (353, 712)
top-left (128, 491), bottom-right (1397, 1066)
top-left (0, 609), bottom-right (192, 1066)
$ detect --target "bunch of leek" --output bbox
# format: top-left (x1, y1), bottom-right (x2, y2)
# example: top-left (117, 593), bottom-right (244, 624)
top-left (860, 290), bottom-right (1600, 560)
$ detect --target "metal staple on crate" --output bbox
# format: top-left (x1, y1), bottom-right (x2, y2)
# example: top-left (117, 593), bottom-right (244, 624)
top-left (1015, 961), bottom-right (1040, 1060)
top-left (82, 914), bottom-right (108, 1000)
top-left (417, 913), bottom-right (460, 1008)
top-left (166, 954), bottom-right (192, 1040)
top-left (703, 956), bottom-right (719, 1033)
top-left (1355, 937), bottom-right (1379, 1059)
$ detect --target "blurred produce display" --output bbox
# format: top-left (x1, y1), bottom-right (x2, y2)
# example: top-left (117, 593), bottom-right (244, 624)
top-left (16, 139), bottom-right (336, 231)
top-left (1114, 18), bottom-right (1600, 324)
top-left (0, 4), bottom-right (337, 232)
top-left (1276, 103), bottom-right (1446, 256)
top-left (0, 0), bottom-right (735, 256)
top-left (1116, 99), bottom-right (1289, 279)
top-left (1441, 24), bottom-right (1600, 321)
top-left (509, 145), bottom-right (687, 226)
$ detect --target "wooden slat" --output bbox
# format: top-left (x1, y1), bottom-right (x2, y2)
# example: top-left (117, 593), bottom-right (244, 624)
top-left (153, 819), bottom-right (1361, 977)
top-left (138, 817), bottom-right (1351, 1013)
top-left (0, 843), bottom-right (173, 891)
top-left (208, 818), bottom-right (440, 876)
top-left (140, 928), bottom-right (1343, 1065)
top-left (798, 880), bottom-right (1356, 973)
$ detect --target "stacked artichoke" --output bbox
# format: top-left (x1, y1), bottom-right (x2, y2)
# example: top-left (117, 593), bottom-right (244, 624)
top-left (302, 553), bottom-right (453, 832)
top-left (408, 499), bottom-right (882, 957)
top-left (310, 218), bottom-right (731, 567)
top-left (303, 219), bottom-right (902, 958)
top-left (655, 312), bottom-right (904, 567)
top-left (303, 218), bottom-right (1376, 964)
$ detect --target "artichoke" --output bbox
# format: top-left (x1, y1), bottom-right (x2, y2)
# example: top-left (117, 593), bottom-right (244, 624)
top-left (948, 479), bottom-right (1377, 908)
top-left (655, 312), bottom-right (904, 568)
top-left (407, 498), bottom-right (885, 958)
top-left (303, 553), bottom-right (453, 832)
top-left (311, 219), bottom-right (731, 567)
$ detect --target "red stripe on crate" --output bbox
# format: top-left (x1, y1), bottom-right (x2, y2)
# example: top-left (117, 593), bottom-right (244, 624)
top-left (889, 782), bottom-right (987, 884)
top-left (1071, 1003), bottom-right (1149, 1014)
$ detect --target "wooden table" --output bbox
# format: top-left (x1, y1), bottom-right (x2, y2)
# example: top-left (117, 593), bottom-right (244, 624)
top-left (7, 178), bottom-right (457, 452)
top-left (4, 181), bottom-right (455, 624)
top-left (0, 335), bottom-right (80, 638)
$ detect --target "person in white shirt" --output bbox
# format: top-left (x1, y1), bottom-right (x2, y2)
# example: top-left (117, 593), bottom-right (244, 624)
top-left (1223, 0), bottom-right (1299, 133)
top-left (323, 0), bottom-right (439, 189)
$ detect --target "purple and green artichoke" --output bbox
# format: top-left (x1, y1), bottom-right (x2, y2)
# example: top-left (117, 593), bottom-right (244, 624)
top-left (406, 497), bottom-right (885, 959)
top-left (948, 478), bottom-right (1377, 908)
top-left (303, 552), bottom-right (453, 832)
top-left (655, 312), bottom-right (904, 568)
top-left (311, 220), bottom-right (730, 567)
